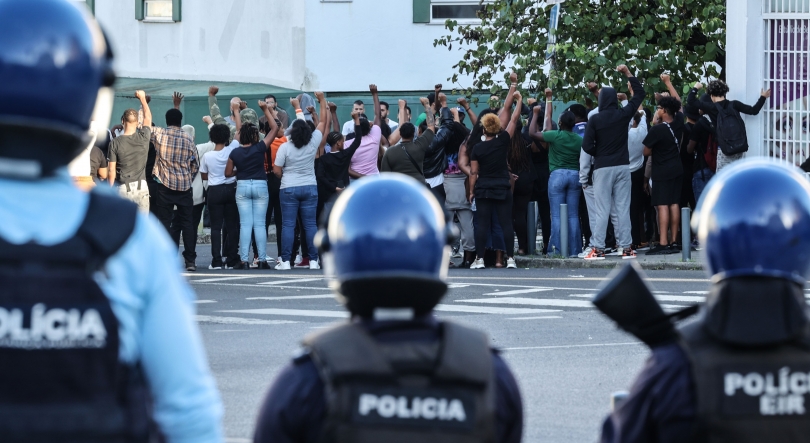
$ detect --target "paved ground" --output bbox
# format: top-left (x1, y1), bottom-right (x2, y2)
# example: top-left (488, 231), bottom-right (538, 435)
top-left (188, 245), bottom-right (714, 443)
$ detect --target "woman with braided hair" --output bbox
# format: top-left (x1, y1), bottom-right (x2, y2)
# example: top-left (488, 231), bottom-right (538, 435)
top-left (225, 101), bottom-right (279, 269)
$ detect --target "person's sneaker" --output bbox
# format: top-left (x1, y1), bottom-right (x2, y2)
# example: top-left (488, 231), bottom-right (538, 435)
top-left (603, 247), bottom-right (614, 255)
top-left (669, 243), bottom-right (682, 252)
top-left (257, 261), bottom-right (272, 270)
top-left (577, 246), bottom-right (594, 259)
top-left (185, 262), bottom-right (196, 271)
top-left (275, 261), bottom-right (291, 270)
top-left (265, 256), bottom-right (276, 264)
top-left (636, 242), bottom-right (651, 252)
top-left (208, 264), bottom-right (222, 270)
top-left (647, 244), bottom-right (670, 255)
top-left (294, 255), bottom-right (303, 266)
top-left (250, 258), bottom-right (259, 268)
top-left (452, 248), bottom-right (462, 258)
top-left (506, 257), bottom-right (517, 269)
top-left (622, 248), bottom-right (637, 259)
top-left (606, 248), bottom-right (623, 256)
top-left (294, 257), bottom-right (310, 269)
top-left (583, 248), bottom-right (605, 260)
top-left (239, 262), bottom-right (251, 270)
top-left (470, 258), bottom-right (485, 269)
top-left (309, 259), bottom-right (321, 270)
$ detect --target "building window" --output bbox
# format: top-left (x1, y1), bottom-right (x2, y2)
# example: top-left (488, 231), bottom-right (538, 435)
top-left (414, 0), bottom-right (486, 24)
top-left (431, 3), bottom-right (483, 21)
top-left (136, 0), bottom-right (181, 22)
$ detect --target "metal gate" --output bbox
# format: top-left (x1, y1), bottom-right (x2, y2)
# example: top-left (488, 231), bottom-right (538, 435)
top-left (762, 0), bottom-right (810, 166)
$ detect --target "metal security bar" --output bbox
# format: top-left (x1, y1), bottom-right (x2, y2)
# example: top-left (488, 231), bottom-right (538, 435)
top-left (762, 0), bottom-right (810, 166)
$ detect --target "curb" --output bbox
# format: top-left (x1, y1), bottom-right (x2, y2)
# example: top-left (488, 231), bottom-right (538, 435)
top-left (514, 256), bottom-right (704, 271)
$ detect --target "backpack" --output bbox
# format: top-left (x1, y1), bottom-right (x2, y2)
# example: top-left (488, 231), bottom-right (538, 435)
top-left (702, 116), bottom-right (718, 172)
top-left (715, 102), bottom-right (749, 155)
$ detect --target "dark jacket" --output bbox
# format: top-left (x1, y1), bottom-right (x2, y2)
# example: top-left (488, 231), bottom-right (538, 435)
top-left (582, 77), bottom-right (646, 170)
top-left (423, 107), bottom-right (455, 179)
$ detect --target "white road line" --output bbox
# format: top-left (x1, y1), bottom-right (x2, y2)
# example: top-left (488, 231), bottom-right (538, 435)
top-left (258, 278), bottom-right (323, 285)
top-left (247, 294), bottom-right (334, 301)
top-left (221, 308), bottom-right (348, 318)
top-left (683, 291), bottom-right (709, 294)
top-left (459, 296), bottom-right (685, 310)
top-left (194, 300), bottom-right (217, 304)
top-left (655, 295), bottom-right (704, 302)
top-left (192, 276), bottom-right (260, 283)
top-left (568, 294), bottom-right (596, 298)
top-left (448, 277), bottom-right (709, 283)
top-left (195, 315), bottom-right (299, 325)
top-left (508, 316), bottom-right (563, 320)
top-left (190, 283), bottom-right (332, 290)
top-left (482, 288), bottom-right (554, 296)
top-left (448, 284), bottom-right (471, 288)
top-left (434, 305), bottom-right (561, 314)
top-left (504, 342), bottom-right (640, 351)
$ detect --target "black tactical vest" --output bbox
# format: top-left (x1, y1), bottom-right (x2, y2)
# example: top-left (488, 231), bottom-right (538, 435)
top-left (0, 192), bottom-right (154, 443)
top-left (682, 321), bottom-right (810, 443)
top-left (304, 320), bottom-right (497, 443)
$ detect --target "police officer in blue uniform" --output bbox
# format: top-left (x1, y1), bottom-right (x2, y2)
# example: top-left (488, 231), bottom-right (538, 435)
top-left (597, 159), bottom-right (810, 442)
top-left (0, 1), bottom-right (223, 441)
top-left (253, 174), bottom-right (523, 443)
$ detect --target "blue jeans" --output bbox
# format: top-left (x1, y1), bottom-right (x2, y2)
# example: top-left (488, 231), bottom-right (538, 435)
top-left (236, 180), bottom-right (269, 263)
top-left (692, 168), bottom-right (715, 203)
top-left (548, 169), bottom-right (582, 256)
top-left (280, 185), bottom-right (319, 263)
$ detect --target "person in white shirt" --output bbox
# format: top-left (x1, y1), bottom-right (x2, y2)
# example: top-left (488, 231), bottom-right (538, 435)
top-left (627, 110), bottom-right (647, 249)
top-left (199, 124), bottom-right (239, 269)
top-left (379, 101), bottom-right (399, 132)
top-left (341, 100), bottom-right (365, 136)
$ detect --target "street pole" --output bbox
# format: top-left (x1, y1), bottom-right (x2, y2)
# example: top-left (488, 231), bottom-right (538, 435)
top-left (527, 202), bottom-right (537, 255)
top-left (681, 207), bottom-right (691, 261)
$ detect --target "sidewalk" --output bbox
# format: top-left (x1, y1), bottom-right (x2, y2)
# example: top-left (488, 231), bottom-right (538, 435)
top-left (512, 248), bottom-right (704, 271)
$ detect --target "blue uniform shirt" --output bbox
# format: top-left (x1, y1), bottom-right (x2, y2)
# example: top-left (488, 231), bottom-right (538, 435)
top-left (600, 342), bottom-right (696, 443)
top-left (0, 170), bottom-right (224, 443)
top-left (253, 316), bottom-right (524, 443)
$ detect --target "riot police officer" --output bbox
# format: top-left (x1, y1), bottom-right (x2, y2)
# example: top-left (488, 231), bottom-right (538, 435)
top-left (597, 158), bottom-right (810, 442)
top-left (0, 1), bottom-right (223, 441)
top-left (252, 174), bottom-right (523, 443)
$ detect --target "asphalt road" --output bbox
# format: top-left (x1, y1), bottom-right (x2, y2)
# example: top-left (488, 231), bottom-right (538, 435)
top-left (187, 248), bottom-right (715, 443)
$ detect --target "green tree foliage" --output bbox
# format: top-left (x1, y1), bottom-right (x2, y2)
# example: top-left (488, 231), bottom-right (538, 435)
top-left (434, 0), bottom-right (726, 103)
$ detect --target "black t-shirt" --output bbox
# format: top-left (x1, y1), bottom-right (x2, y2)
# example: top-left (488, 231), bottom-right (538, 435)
top-left (643, 116), bottom-right (684, 181)
top-left (229, 141), bottom-right (269, 181)
top-left (108, 126), bottom-right (151, 184)
top-left (470, 131), bottom-right (511, 200)
top-left (689, 117), bottom-right (715, 173)
top-left (679, 121), bottom-right (694, 176)
top-left (89, 146), bottom-right (107, 178)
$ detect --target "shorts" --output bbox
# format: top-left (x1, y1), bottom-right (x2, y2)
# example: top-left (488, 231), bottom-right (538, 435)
top-left (651, 176), bottom-right (682, 207)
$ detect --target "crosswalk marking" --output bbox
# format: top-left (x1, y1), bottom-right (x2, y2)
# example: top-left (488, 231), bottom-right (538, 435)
top-left (482, 288), bottom-right (554, 296)
top-left (258, 278), bottom-right (324, 285)
top-left (460, 296), bottom-right (686, 310)
top-left (222, 308), bottom-right (348, 318)
top-left (196, 315), bottom-right (299, 325)
top-left (509, 316), bottom-right (563, 320)
top-left (193, 276), bottom-right (259, 283)
top-left (247, 295), bottom-right (334, 301)
top-left (434, 305), bottom-right (561, 314)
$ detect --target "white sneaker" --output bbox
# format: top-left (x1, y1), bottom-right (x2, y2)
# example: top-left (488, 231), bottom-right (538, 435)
top-left (294, 255), bottom-right (303, 266)
top-left (265, 256), bottom-right (276, 264)
top-left (275, 260), bottom-right (291, 270)
top-left (470, 258), bottom-right (485, 269)
top-left (506, 257), bottom-right (517, 269)
top-left (577, 246), bottom-right (593, 259)
top-left (208, 265), bottom-right (222, 270)
top-left (606, 248), bottom-right (623, 256)
top-left (309, 259), bottom-right (321, 270)
top-left (250, 258), bottom-right (259, 268)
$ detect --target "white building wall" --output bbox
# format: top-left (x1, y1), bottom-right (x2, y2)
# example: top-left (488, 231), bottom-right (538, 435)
top-left (95, 0), bottom-right (306, 89)
top-left (303, 0), bottom-right (474, 92)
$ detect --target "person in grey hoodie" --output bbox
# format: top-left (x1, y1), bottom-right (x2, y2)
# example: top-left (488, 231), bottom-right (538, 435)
top-left (581, 64), bottom-right (646, 260)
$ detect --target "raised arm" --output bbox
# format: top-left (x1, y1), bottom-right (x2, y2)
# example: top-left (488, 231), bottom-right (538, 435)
top-left (735, 89), bottom-right (770, 115)
top-left (370, 84), bottom-right (381, 127)
top-left (420, 97), bottom-right (436, 133)
top-left (172, 92), bottom-right (184, 110)
top-left (543, 88), bottom-right (553, 132)
top-left (528, 105), bottom-right (546, 145)
top-left (231, 100), bottom-right (242, 132)
top-left (500, 72), bottom-right (519, 129)
top-left (207, 86), bottom-right (228, 126)
top-left (618, 65), bottom-right (646, 117)
top-left (313, 91), bottom-right (328, 135)
top-left (660, 74), bottom-right (681, 103)
top-left (458, 97), bottom-right (477, 127)
top-left (258, 101), bottom-right (279, 146)
top-left (388, 100), bottom-right (407, 145)
top-left (505, 90), bottom-right (522, 138)
top-left (329, 102), bottom-right (340, 133)
top-left (136, 90), bottom-right (152, 128)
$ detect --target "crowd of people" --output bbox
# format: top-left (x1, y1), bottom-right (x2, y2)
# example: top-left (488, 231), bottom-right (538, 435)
top-left (72, 68), bottom-right (772, 270)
